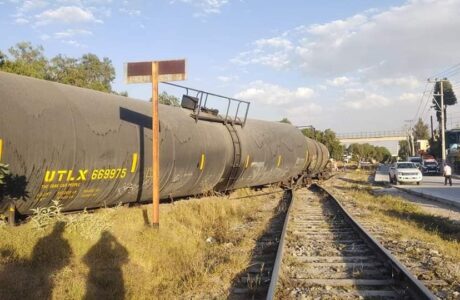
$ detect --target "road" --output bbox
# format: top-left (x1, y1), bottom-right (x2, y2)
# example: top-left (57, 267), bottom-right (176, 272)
top-left (374, 164), bottom-right (460, 208)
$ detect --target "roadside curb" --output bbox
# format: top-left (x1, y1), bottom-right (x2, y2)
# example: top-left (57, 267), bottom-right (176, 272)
top-left (393, 186), bottom-right (460, 210)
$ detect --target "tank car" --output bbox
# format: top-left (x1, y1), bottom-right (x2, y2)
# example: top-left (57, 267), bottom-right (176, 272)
top-left (0, 72), bottom-right (329, 215)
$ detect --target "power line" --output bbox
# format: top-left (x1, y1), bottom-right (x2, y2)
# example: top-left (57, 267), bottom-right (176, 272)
top-left (411, 81), bottom-right (429, 125)
top-left (431, 62), bottom-right (460, 78)
top-left (420, 87), bottom-right (434, 122)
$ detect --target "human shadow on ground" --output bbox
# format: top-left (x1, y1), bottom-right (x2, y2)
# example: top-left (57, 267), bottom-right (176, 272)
top-left (83, 231), bottom-right (129, 300)
top-left (0, 221), bottom-right (72, 300)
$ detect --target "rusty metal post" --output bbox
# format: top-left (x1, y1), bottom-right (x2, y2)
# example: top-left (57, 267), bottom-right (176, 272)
top-left (151, 62), bottom-right (160, 228)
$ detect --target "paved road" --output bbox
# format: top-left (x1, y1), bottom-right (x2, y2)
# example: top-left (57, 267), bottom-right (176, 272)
top-left (374, 165), bottom-right (460, 207)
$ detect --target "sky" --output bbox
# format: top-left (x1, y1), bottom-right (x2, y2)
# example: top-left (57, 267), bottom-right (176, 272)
top-left (2, 0), bottom-right (460, 135)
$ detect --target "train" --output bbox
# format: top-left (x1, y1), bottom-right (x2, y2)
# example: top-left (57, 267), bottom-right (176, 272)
top-left (0, 71), bottom-right (329, 216)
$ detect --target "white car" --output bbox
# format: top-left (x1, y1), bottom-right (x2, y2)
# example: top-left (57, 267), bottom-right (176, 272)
top-left (389, 162), bottom-right (422, 185)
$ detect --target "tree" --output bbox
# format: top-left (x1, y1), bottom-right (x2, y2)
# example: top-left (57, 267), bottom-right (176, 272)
top-left (1, 42), bottom-right (117, 93)
top-left (78, 54), bottom-right (115, 92)
top-left (412, 118), bottom-right (429, 140)
top-left (113, 91), bottom-right (129, 97)
top-left (347, 143), bottom-right (391, 163)
top-left (301, 128), bottom-right (343, 160)
top-left (0, 42), bottom-right (48, 79)
top-left (398, 140), bottom-right (410, 160)
top-left (433, 80), bottom-right (457, 129)
top-left (154, 91), bottom-right (180, 106)
top-left (374, 146), bottom-right (392, 162)
top-left (279, 118), bottom-right (292, 124)
top-left (301, 127), bottom-right (316, 139)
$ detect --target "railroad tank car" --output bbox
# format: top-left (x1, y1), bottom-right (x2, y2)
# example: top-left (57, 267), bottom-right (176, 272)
top-left (305, 138), bottom-right (329, 174)
top-left (0, 72), bottom-right (329, 215)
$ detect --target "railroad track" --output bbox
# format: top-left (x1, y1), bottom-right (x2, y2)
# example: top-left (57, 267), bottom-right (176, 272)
top-left (267, 184), bottom-right (436, 299)
top-left (229, 190), bottom-right (291, 299)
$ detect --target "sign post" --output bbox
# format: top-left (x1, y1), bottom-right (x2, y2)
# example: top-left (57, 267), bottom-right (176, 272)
top-left (125, 59), bottom-right (186, 227)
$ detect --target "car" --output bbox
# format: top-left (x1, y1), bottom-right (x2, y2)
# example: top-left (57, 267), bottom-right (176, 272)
top-left (421, 159), bottom-right (440, 175)
top-left (408, 156), bottom-right (423, 170)
top-left (389, 161), bottom-right (423, 185)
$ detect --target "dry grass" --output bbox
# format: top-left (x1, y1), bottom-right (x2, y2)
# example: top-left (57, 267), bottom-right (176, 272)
top-left (334, 171), bottom-right (460, 259)
top-left (327, 171), bottom-right (460, 292)
top-left (0, 187), bottom-right (282, 299)
top-left (346, 188), bottom-right (460, 259)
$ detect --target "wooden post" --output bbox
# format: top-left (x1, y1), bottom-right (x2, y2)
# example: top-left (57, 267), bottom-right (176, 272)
top-left (125, 59), bottom-right (186, 228)
top-left (151, 62), bottom-right (160, 228)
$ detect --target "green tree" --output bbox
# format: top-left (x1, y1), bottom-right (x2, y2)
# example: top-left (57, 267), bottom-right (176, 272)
top-left (412, 118), bottom-right (429, 140)
top-left (398, 140), bottom-right (410, 160)
top-left (301, 127), bottom-right (316, 139)
top-left (279, 117), bottom-right (292, 124)
top-left (301, 128), bottom-right (343, 160)
top-left (433, 80), bottom-right (457, 129)
top-left (347, 143), bottom-right (391, 162)
top-left (374, 146), bottom-right (392, 162)
top-left (47, 55), bottom-right (84, 86)
top-left (113, 91), bottom-right (129, 97)
top-left (1, 42), bottom-right (117, 93)
top-left (153, 91), bottom-right (180, 106)
top-left (78, 54), bottom-right (115, 92)
top-left (0, 42), bottom-right (48, 79)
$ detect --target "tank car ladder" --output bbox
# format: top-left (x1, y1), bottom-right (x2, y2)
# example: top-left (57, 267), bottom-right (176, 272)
top-left (225, 124), bottom-right (243, 191)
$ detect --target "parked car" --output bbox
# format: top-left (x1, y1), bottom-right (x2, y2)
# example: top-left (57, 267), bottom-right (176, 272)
top-left (408, 156), bottom-right (423, 170)
top-left (421, 159), bottom-right (440, 175)
top-left (389, 162), bottom-right (423, 185)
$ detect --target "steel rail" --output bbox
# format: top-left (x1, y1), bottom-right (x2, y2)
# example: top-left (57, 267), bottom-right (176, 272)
top-left (315, 183), bottom-right (436, 300)
top-left (267, 184), bottom-right (436, 300)
top-left (266, 189), bottom-right (293, 300)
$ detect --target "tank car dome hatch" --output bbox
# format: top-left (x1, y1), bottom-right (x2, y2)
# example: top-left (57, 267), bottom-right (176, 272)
top-left (181, 95), bottom-right (198, 110)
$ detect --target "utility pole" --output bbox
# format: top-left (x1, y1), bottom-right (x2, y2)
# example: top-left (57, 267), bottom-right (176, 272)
top-left (410, 133), bottom-right (415, 156)
top-left (429, 78), bottom-right (447, 165)
top-left (430, 116), bottom-right (434, 139)
top-left (440, 80), bottom-right (446, 165)
top-left (404, 120), bottom-right (414, 156)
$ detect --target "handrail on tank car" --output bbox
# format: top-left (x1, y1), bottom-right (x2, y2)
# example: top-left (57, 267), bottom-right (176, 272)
top-left (162, 82), bottom-right (251, 128)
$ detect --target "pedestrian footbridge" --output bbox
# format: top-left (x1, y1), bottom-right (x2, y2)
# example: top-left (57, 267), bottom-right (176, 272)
top-left (337, 130), bottom-right (407, 143)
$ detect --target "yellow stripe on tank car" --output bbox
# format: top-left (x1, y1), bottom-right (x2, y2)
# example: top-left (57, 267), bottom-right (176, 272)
top-left (131, 152), bottom-right (138, 173)
top-left (277, 155), bottom-right (282, 167)
top-left (245, 155), bottom-right (250, 168)
top-left (199, 154), bottom-right (206, 171)
top-left (0, 139), bottom-right (2, 161)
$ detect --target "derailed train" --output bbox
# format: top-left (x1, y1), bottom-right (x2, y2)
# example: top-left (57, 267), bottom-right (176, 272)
top-left (0, 71), bottom-right (329, 215)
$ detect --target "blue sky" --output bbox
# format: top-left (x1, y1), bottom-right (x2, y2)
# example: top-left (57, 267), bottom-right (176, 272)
top-left (2, 0), bottom-right (460, 135)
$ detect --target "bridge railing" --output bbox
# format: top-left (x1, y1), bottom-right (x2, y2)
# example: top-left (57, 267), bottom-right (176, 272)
top-left (336, 130), bottom-right (407, 139)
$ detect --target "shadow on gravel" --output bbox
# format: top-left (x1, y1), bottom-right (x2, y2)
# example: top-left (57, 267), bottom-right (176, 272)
top-left (228, 190), bottom-right (291, 300)
top-left (386, 209), bottom-right (460, 242)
